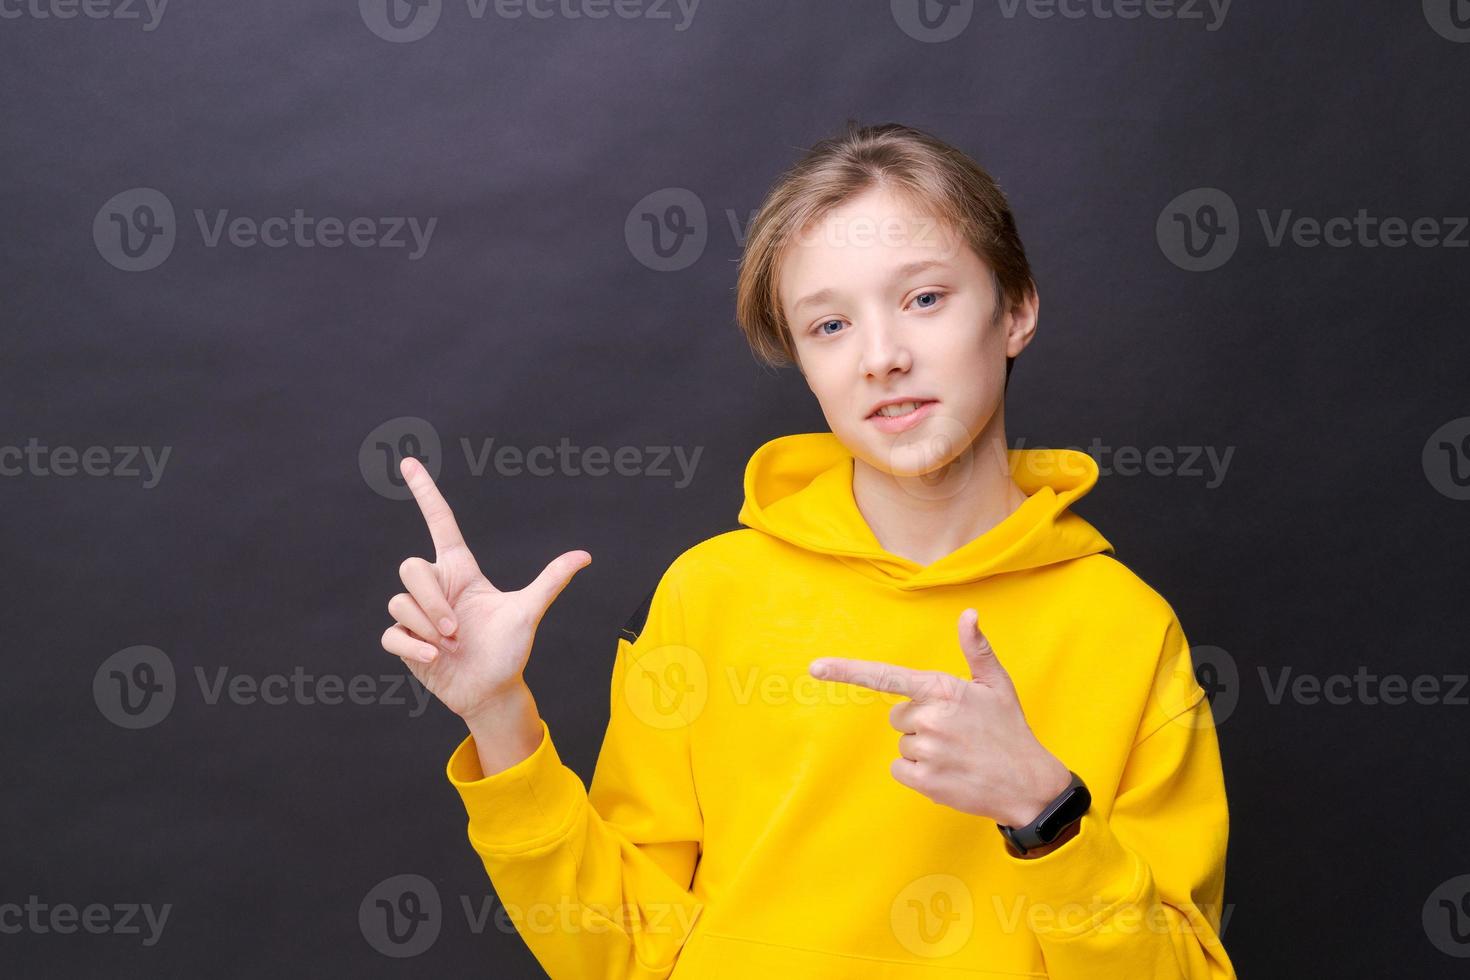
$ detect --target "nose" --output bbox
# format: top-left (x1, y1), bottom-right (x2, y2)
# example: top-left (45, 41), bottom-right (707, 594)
top-left (858, 314), bottom-right (912, 380)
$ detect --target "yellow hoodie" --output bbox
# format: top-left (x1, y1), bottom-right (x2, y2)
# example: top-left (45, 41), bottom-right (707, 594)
top-left (445, 432), bottom-right (1236, 980)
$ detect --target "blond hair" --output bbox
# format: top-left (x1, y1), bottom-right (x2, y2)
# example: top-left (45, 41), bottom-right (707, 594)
top-left (734, 120), bottom-right (1036, 376)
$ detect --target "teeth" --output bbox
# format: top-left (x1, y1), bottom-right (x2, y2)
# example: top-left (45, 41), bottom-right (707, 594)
top-left (877, 401), bottom-right (925, 418)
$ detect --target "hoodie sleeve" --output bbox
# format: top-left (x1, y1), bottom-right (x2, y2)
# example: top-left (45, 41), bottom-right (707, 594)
top-left (999, 615), bottom-right (1236, 980)
top-left (443, 564), bottom-right (706, 980)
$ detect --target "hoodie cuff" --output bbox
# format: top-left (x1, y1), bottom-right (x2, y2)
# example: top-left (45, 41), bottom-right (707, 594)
top-left (1000, 808), bottom-right (1148, 939)
top-left (444, 717), bottom-right (586, 853)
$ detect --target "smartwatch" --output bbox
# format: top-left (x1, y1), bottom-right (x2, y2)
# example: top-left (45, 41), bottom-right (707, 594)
top-left (996, 770), bottom-right (1091, 856)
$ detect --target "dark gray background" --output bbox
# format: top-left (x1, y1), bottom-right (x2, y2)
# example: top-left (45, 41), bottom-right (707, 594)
top-left (3, 1), bottom-right (1468, 976)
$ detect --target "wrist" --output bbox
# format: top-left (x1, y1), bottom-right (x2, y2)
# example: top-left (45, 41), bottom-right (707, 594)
top-left (463, 683), bottom-right (543, 776)
top-left (462, 681), bottom-right (535, 731)
top-left (1004, 757), bottom-right (1073, 828)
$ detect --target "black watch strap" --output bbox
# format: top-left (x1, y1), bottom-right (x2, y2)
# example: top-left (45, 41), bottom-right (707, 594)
top-left (997, 770), bottom-right (1091, 855)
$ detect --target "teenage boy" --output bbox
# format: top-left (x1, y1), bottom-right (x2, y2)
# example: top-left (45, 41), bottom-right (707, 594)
top-left (382, 121), bottom-right (1235, 979)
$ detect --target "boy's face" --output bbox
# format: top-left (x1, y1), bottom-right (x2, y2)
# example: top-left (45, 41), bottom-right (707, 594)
top-left (778, 185), bottom-right (1038, 478)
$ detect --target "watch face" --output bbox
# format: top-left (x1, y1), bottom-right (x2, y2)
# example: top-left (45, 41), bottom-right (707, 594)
top-left (1036, 784), bottom-right (1091, 841)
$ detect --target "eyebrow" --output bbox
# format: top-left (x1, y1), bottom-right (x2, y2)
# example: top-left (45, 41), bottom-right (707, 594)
top-left (788, 259), bottom-right (951, 316)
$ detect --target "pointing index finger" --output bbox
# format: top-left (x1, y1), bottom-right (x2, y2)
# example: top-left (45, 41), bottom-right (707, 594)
top-left (401, 457), bottom-right (466, 555)
top-left (809, 657), bottom-right (931, 700)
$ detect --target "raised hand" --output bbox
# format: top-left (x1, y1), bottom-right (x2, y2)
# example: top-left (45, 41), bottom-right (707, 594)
top-left (381, 456), bottom-right (591, 724)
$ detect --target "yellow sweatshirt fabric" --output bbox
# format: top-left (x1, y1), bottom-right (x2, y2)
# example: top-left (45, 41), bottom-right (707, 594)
top-left (445, 431), bottom-right (1236, 979)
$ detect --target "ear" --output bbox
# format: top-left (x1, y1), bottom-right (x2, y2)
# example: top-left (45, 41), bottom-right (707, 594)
top-left (1006, 285), bottom-right (1039, 356)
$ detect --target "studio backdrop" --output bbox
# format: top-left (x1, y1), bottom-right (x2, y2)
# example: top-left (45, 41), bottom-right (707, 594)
top-left (2, 1), bottom-right (1467, 977)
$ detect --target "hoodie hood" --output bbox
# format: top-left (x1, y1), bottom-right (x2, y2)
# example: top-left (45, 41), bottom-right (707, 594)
top-left (736, 431), bottom-right (1114, 591)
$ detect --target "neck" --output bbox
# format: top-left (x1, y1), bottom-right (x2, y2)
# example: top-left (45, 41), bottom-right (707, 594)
top-left (850, 412), bottom-right (1026, 567)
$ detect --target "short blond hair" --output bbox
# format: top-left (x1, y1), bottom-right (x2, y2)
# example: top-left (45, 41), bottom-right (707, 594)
top-left (735, 120), bottom-right (1036, 373)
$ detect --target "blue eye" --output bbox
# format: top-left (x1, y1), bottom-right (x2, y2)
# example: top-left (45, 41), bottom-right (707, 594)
top-left (809, 292), bottom-right (944, 338)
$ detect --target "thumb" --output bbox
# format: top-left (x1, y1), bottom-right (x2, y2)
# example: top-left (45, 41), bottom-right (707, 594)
top-left (958, 608), bottom-right (1009, 687)
top-left (522, 550), bottom-right (592, 619)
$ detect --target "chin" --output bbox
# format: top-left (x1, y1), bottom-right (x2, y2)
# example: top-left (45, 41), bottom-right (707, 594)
top-left (886, 442), bottom-right (966, 479)
top-left (855, 413), bottom-right (983, 492)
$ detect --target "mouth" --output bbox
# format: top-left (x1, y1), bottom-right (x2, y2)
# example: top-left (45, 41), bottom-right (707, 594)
top-left (867, 399), bottom-right (938, 434)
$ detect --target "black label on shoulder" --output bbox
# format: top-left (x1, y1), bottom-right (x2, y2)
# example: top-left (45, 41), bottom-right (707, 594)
top-left (619, 585), bottom-right (657, 644)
